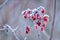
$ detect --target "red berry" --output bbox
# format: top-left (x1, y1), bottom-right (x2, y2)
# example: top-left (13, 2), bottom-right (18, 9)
top-left (44, 18), bottom-right (47, 22)
top-left (23, 14), bottom-right (30, 19)
top-left (41, 9), bottom-right (45, 14)
top-left (26, 26), bottom-right (30, 32)
top-left (44, 16), bottom-right (48, 22)
top-left (36, 21), bottom-right (41, 26)
top-left (41, 27), bottom-right (44, 31)
top-left (25, 26), bottom-right (30, 34)
top-left (26, 31), bottom-right (29, 34)
top-left (23, 15), bottom-right (27, 19)
top-left (31, 15), bottom-right (36, 21)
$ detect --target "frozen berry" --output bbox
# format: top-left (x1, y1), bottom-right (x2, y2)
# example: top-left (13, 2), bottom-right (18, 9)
top-left (23, 15), bottom-right (27, 19)
top-left (26, 31), bottom-right (28, 34)
top-left (36, 21), bottom-right (41, 26)
top-left (41, 27), bottom-right (44, 31)
top-left (31, 15), bottom-right (36, 21)
top-left (26, 26), bottom-right (30, 32)
top-left (44, 15), bottom-right (49, 22)
top-left (41, 9), bottom-right (45, 14)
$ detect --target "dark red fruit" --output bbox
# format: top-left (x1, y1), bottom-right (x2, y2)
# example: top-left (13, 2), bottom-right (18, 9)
top-left (41, 9), bottom-right (45, 14)
top-left (36, 21), bottom-right (41, 26)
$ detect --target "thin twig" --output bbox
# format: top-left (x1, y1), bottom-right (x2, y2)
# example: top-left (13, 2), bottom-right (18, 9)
top-left (3, 25), bottom-right (20, 40)
top-left (49, 0), bottom-right (56, 40)
top-left (7, 25), bottom-right (20, 40)
top-left (0, 0), bottom-right (8, 8)
top-left (0, 28), bottom-right (6, 31)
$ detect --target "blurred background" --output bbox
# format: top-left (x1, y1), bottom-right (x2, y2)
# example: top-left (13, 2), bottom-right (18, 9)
top-left (0, 0), bottom-right (60, 40)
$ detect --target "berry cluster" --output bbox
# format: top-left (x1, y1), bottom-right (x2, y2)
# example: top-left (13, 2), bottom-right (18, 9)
top-left (22, 6), bottom-right (49, 35)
